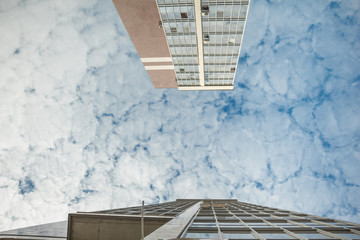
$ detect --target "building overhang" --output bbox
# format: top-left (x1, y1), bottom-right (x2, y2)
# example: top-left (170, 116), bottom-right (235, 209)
top-left (67, 213), bottom-right (172, 240)
top-left (178, 86), bottom-right (234, 91)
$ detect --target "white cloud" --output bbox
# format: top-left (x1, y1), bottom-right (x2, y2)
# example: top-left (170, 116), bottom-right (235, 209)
top-left (0, 0), bottom-right (359, 232)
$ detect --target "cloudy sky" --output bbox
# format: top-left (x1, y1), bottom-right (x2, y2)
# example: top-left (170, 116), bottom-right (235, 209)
top-left (0, 0), bottom-right (359, 231)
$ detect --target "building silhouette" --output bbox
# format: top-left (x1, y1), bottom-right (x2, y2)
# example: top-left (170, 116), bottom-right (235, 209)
top-left (112, 0), bottom-right (251, 90)
top-left (1, 199), bottom-right (360, 239)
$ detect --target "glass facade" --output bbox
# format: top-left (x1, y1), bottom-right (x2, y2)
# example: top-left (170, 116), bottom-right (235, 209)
top-left (96, 199), bottom-right (198, 217)
top-left (202, 0), bottom-right (248, 86)
top-left (157, 0), bottom-right (199, 86)
top-left (1, 199), bottom-right (360, 239)
top-left (157, 0), bottom-right (250, 87)
top-left (178, 200), bottom-right (360, 239)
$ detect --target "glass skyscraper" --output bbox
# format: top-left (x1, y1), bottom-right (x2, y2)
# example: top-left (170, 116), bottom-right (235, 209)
top-left (1, 199), bottom-right (360, 239)
top-left (112, 0), bottom-right (250, 90)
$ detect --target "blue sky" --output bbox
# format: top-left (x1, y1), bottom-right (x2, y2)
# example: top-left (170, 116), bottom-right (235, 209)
top-left (0, 0), bottom-right (359, 230)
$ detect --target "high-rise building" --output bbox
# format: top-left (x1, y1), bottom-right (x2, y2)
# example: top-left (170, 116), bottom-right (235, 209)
top-left (112, 0), bottom-right (250, 90)
top-left (1, 199), bottom-right (360, 239)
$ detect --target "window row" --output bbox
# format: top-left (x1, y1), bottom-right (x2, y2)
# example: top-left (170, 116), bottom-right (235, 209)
top-left (166, 34), bottom-right (242, 45)
top-left (200, 4), bottom-right (248, 19)
top-left (206, 72), bottom-right (235, 79)
top-left (177, 79), bottom-right (200, 86)
top-left (157, 0), bottom-right (194, 7)
top-left (204, 65), bottom-right (236, 72)
top-left (184, 229), bottom-right (360, 239)
top-left (163, 22), bottom-right (196, 34)
top-left (170, 46), bottom-right (198, 56)
top-left (175, 72), bottom-right (199, 79)
top-left (203, 20), bottom-right (245, 33)
top-left (203, 34), bottom-right (243, 44)
top-left (205, 80), bottom-right (233, 86)
top-left (175, 65), bottom-right (199, 73)
top-left (204, 55), bottom-right (238, 64)
top-left (158, 5), bottom-right (194, 20)
top-left (204, 45), bottom-right (241, 55)
top-left (173, 56), bottom-right (199, 64)
top-left (166, 35), bottom-right (197, 45)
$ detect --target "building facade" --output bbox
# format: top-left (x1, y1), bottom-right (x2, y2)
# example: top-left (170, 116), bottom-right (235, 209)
top-left (1, 199), bottom-right (360, 239)
top-left (112, 0), bottom-right (250, 90)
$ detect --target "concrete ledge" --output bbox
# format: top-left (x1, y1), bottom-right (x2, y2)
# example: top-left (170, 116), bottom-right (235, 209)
top-left (178, 86), bottom-right (234, 91)
top-left (67, 213), bottom-right (172, 240)
top-left (0, 235), bottom-right (65, 240)
top-left (144, 202), bottom-right (202, 239)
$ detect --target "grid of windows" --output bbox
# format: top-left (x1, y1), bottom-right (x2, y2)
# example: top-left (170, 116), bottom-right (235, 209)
top-left (202, 0), bottom-right (249, 86)
top-left (180, 200), bottom-right (360, 239)
top-left (157, 0), bottom-right (250, 88)
top-left (2, 199), bottom-right (359, 239)
top-left (95, 200), bottom-right (198, 217)
top-left (158, 0), bottom-right (200, 86)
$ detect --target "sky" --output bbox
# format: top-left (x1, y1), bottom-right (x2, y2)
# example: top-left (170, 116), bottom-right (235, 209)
top-left (0, 0), bottom-right (359, 231)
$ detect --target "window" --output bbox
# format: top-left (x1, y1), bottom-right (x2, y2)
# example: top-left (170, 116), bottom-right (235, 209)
top-left (240, 5), bottom-right (248, 18)
top-left (217, 218), bottom-right (239, 223)
top-left (279, 225), bottom-right (302, 229)
top-left (255, 214), bottom-right (271, 217)
top-left (295, 233), bottom-right (330, 239)
top-left (222, 233), bottom-right (255, 239)
top-left (179, 68), bottom-right (185, 73)
top-left (333, 223), bottom-right (357, 228)
top-left (259, 233), bottom-right (294, 239)
top-left (170, 27), bottom-right (177, 33)
top-left (274, 222), bottom-right (291, 225)
top-left (201, 6), bottom-right (209, 16)
top-left (204, 35), bottom-right (210, 43)
top-left (229, 38), bottom-right (236, 44)
top-left (217, 11), bottom-right (223, 18)
top-left (181, 12), bottom-right (188, 18)
top-left (231, 67), bottom-right (236, 72)
top-left (305, 225), bottom-right (328, 228)
top-left (219, 222), bottom-right (243, 226)
top-left (192, 222), bottom-right (216, 226)
top-left (185, 232), bottom-right (219, 238)
top-left (196, 216), bottom-right (214, 220)
top-left (333, 233), bottom-right (360, 239)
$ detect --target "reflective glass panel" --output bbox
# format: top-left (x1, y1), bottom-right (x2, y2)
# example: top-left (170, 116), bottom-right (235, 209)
top-left (295, 233), bottom-right (332, 239)
top-left (333, 233), bottom-right (360, 239)
top-left (185, 232), bottom-right (219, 238)
top-left (259, 233), bottom-right (294, 239)
top-left (222, 233), bottom-right (255, 239)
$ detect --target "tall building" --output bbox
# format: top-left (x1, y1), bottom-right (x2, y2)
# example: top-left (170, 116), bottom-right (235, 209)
top-left (1, 199), bottom-right (360, 239)
top-left (112, 0), bottom-right (250, 90)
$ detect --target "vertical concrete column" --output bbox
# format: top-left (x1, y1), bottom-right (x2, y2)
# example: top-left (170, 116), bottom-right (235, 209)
top-left (194, 0), bottom-right (205, 86)
top-left (144, 201), bottom-right (202, 239)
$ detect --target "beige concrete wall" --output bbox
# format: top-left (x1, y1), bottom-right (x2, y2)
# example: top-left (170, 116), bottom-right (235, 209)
top-left (68, 214), bottom-right (171, 240)
top-left (148, 70), bottom-right (177, 88)
top-left (112, 0), bottom-right (177, 88)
